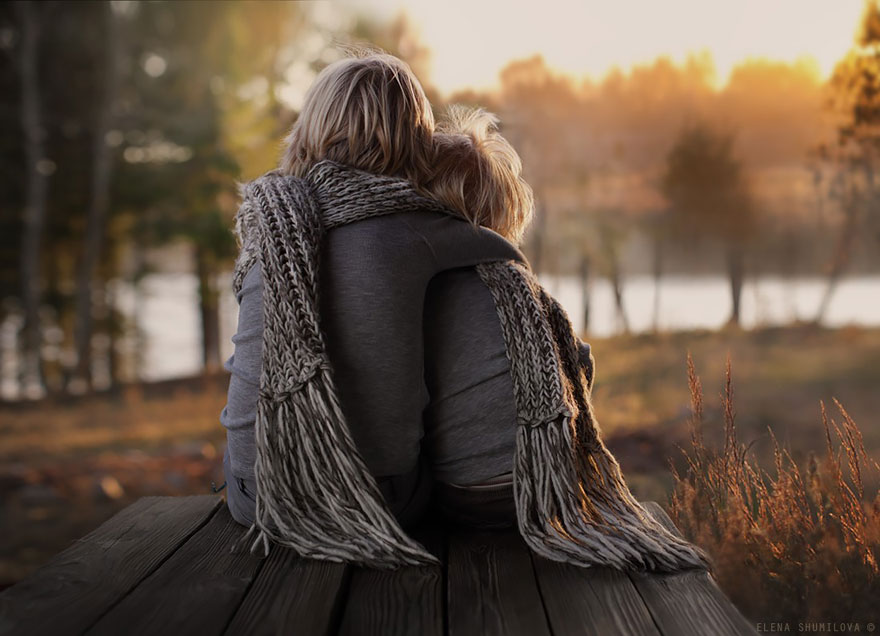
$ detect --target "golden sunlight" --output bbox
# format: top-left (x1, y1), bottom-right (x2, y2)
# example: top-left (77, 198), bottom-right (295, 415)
top-left (341, 0), bottom-right (866, 95)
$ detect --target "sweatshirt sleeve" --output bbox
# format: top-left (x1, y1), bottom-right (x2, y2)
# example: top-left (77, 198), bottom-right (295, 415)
top-left (220, 262), bottom-right (262, 526)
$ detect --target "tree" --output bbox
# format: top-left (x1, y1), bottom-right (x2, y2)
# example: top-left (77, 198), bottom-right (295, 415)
top-left (69, 1), bottom-right (121, 392)
top-left (15, 0), bottom-right (50, 397)
top-left (496, 54), bottom-right (583, 275)
top-left (813, 0), bottom-right (880, 324)
top-left (112, 1), bottom-right (303, 376)
top-left (645, 205), bottom-right (671, 332)
top-left (661, 121), bottom-right (758, 326)
top-left (594, 208), bottom-right (631, 333)
top-left (114, 1), bottom-right (242, 374)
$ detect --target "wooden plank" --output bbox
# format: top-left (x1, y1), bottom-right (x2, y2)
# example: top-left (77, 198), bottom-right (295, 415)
top-left (85, 502), bottom-right (265, 636)
top-left (629, 569), bottom-right (756, 636)
top-left (531, 555), bottom-right (662, 636)
top-left (639, 502), bottom-right (687, 538)
top-left (336, 521), bottom-right (445, 636)
top-left (0, 495), bottom-right (221, 636)
top-left (447, 529), bottom-right (551, 636)
top-left (224, 550), bottom-right (348, 636)
top-left (630, 502), bottom-right (757, 636)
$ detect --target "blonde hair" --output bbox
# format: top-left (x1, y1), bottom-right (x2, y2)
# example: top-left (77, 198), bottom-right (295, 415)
top-left (281, 46), bottom-right (534, 245)
top-left (427, 105), bottom-right (534, 245)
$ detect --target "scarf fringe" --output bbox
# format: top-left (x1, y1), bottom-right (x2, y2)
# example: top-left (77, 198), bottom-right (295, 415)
top-left (513, 414), bottom-right (713, 572)
top-left (475, 259), bottom-right (713, 574)
top-left (230, 365), bottom-right (440, 569)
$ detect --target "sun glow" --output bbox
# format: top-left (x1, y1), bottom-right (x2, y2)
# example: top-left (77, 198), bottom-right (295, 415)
top-left (340, 0), bottom-right (866, 96)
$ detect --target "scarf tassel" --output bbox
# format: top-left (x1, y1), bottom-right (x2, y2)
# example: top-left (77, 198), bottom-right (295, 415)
top-left (230, 365), bottom-right (440, 568)
top-left (514, 413), bottom-right (714, 573)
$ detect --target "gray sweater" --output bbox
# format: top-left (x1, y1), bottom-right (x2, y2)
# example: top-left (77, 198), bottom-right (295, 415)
top-left (220, 209), bottom-right (594, 527)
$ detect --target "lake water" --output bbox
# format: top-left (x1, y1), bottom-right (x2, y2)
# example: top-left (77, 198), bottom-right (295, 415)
top-left (2, 272), bottom-right (879, 395)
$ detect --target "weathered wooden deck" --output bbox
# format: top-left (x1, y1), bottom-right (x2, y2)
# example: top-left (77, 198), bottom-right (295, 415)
top-left (0, 495), bottom-right (756, 635)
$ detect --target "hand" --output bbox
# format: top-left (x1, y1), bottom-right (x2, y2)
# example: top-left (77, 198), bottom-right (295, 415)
top-left (577, 339), bottom-right (595, 390)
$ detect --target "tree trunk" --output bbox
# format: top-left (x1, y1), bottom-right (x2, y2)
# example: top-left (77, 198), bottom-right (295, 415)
top-left (196, 247), bottom-right (221, 374)
top-left (105, 276), bottom-right (122, 388)
top-left (17, 1), bottom-right (49, 397)
top-left (814, 174), bottom-right (860, 325)
top-left (651, 232), bottom-right (663, 332)
top-left (529, 192), bottom-right (547, 276)
top-left (70, 2), bottom-right (119, 392)
top-left (131, 247), bottom-right (148, 382)
top-left (725, 242), bottom-right (745, 326)
top-left (609, 251), bottom-right (630, 334)
top-left (579, 253), bottom-right (591, 335)
top-left (813, 170), bottom-right (825, 231)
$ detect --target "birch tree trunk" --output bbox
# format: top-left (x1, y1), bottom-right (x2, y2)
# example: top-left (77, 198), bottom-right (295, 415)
top-left (529, 191), bottom-right (547, 276)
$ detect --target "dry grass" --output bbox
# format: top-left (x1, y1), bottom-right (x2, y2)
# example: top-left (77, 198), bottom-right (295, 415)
top-left (668, 353), bottom-right (880, 623)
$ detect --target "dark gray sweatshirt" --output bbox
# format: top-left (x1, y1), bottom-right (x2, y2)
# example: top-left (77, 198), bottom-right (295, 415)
top-left (220, 208), bottom-right (594, 528)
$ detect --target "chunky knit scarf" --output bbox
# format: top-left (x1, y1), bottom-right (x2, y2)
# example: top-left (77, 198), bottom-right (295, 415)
top-left (227, 158), bottom-right (712, 573)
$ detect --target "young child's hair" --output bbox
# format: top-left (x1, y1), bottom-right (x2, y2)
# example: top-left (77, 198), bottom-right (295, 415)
top-left (281, 45), bottom-right (534, 245)
top-left (427, 104), bottom-right (534, 246)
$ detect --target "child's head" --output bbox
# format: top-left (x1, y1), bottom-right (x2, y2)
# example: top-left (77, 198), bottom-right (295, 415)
top-left (427, 105), bottom-right (534, 245)
top-left (281, 46), bottom-right (534, 245)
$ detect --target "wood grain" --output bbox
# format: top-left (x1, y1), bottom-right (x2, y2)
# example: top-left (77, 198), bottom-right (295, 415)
top-left (85, 502), bottom-right (264, 636)
top-left (224, 548), bottom-right (349, 636)
top-left (634, 501), bottom-right (757, 636)
top-left (0, 495), bottom-right (221, 636)
top-left (336, 521), bottom-right (445, 636)
top-left (532, 555), bottom-right (662, 636)
top-left (447, 529), bottom-right (551, 636)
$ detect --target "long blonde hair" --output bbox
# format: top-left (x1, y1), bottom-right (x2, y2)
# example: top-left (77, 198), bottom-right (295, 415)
top-left (281, 46), bottom-right (534, 245)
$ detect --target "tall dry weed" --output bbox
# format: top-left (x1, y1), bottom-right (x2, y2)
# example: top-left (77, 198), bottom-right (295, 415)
top-left (668, 352), bottom-right (880, 622)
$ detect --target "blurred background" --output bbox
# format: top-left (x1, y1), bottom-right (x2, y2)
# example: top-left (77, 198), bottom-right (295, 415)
top-left (1, 0), bottom-right (879, 616)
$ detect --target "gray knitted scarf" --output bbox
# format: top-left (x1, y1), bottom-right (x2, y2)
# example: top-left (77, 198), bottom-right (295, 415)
top-left (227, 158), bottom-right (712, 574)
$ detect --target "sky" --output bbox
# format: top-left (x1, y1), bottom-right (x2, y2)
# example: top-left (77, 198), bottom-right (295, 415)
top-left (338, 0), bottom-right (867, 97)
